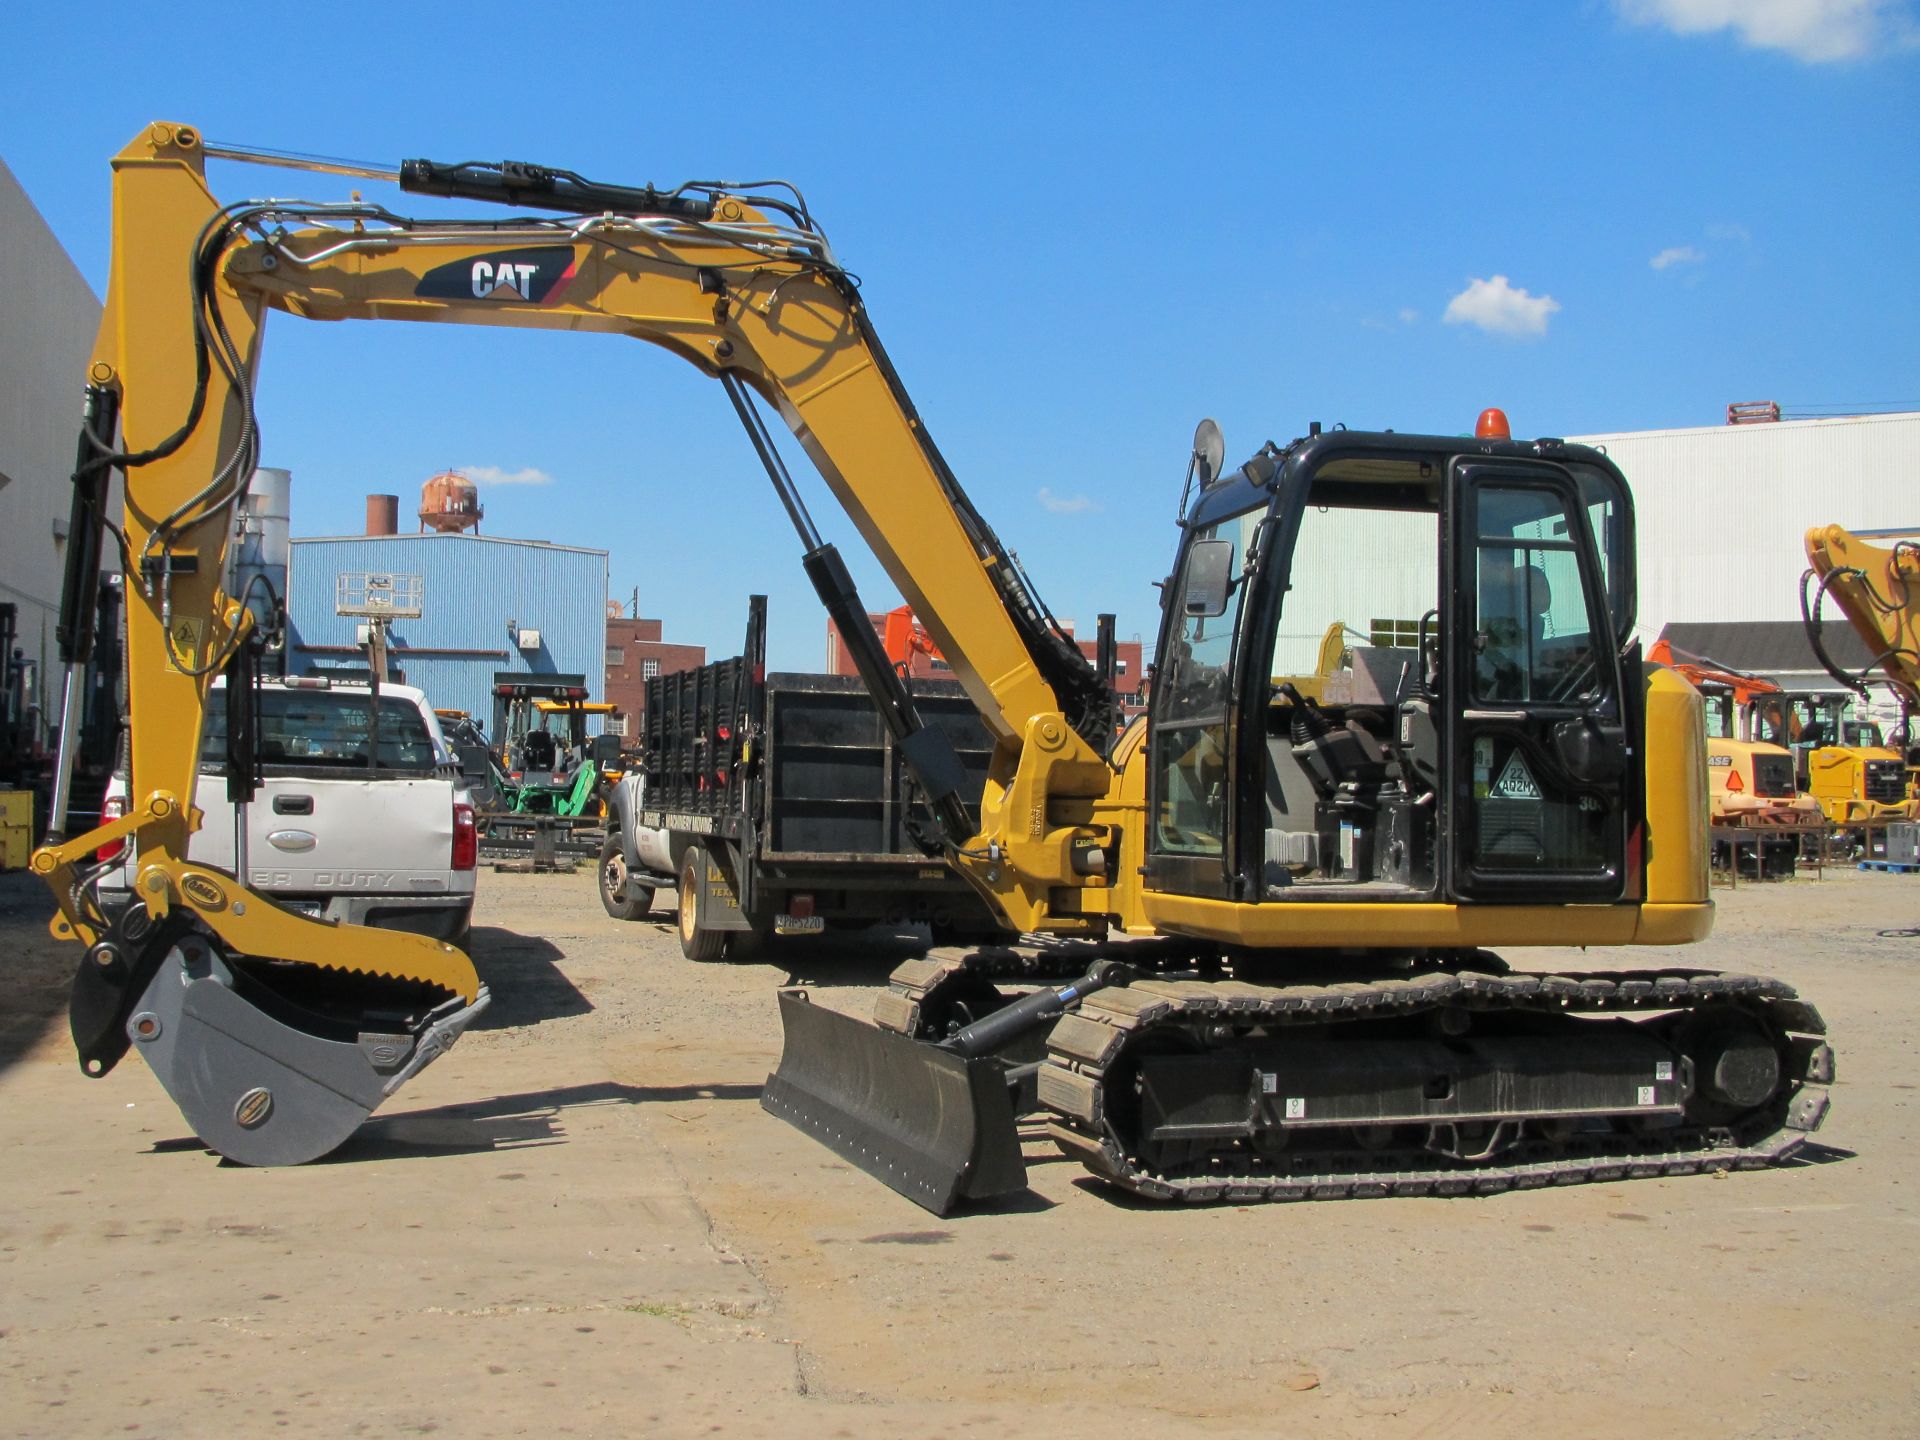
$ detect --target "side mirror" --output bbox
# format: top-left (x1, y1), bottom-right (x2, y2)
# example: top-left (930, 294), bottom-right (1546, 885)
top-left (1182, 539), bottom-right (1234, 619)
top-left (1192, 418), bottom-right (1225, 488)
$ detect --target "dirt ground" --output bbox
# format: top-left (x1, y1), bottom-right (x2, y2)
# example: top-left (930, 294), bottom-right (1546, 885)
top-left (2, 862), bottom-right (1916, 1439)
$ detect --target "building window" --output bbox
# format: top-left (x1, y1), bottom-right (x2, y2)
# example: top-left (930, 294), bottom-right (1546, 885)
top-left (1369, 618), bottom-right (1422, 648)
top-left (642, 658), bottom-right (660, 679)
top-left (607, 646), bottom-right (625, 667)
top-left (605, 714), bottom-right (627, 736)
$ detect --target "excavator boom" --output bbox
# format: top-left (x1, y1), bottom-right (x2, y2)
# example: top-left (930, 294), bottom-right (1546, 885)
top-left (1804, 525), bottom-right (1920, 714)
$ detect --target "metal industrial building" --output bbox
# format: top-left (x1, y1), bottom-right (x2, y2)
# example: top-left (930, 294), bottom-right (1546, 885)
top-left (604, 611), bottom-right (704, 739)
top-left (1568, 410), bottom-right (1919, 660)
top-left (288, 520), bottom-right (610, 729)
top-left (0, 160), bottom-right (105, 764)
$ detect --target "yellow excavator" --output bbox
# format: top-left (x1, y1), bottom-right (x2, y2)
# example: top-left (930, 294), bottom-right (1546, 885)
top-left (31, 124), bottom-right (1832, 1210)
top-left (1804, 524), bottom-right (1920, 822)
top-left (1645, 638), bottom-right (1821, 878)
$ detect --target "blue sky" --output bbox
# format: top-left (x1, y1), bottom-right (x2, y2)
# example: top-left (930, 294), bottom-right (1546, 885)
top-left (5, 2), bottom-right (1916, 670)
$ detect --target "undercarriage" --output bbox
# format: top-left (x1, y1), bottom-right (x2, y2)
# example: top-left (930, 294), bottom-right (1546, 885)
top-left (780, 947), bottom-right (1834, 1211)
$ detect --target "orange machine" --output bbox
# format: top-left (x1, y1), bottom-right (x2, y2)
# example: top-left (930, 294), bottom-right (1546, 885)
top-left (1647, 638), bottom-right (1822, 876)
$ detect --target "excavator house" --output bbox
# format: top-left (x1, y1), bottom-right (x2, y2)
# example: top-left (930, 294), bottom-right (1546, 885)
top-left (31, 124), bottom-right (1832, 1210)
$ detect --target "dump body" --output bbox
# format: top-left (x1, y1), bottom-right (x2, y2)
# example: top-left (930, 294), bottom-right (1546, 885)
top-left (635, 605), bottom-right (1003, 947)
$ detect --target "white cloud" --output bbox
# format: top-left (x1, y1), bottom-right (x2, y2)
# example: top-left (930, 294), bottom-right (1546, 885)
top-left (461, 464), bottom-right (555, 487)
top-left (1442, 276), bottom-right (1562, 339)
top-left (1614, 0), bottom-right (1918, 64)
top-left (1037, 486), bottom-right (1099, 515)
top-left (1398, 307), bottom-right (1420, 326)
top-left (1706, 221), bottom-right (1752, 243)
top-left (1650, 244), bottom-right (1706, 270)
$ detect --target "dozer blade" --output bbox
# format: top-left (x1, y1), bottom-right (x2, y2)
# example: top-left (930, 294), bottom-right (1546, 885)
top-left (762, 989), bottom-right (1027, 1216)
top-left (126, 934), bottom-right (488, 1166)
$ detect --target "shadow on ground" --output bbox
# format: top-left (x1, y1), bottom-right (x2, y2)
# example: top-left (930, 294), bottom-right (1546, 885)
top-left (0, 873), bottom-right (70, 1077)
top-left (467, 925), bottom-right (594, 1029)
top-left (142, 1078), bottom-right (770, 1164)
top-left (329, 1079), bottom-right (768, 1161)
top-left (775, 924), bottom-right (938, 986)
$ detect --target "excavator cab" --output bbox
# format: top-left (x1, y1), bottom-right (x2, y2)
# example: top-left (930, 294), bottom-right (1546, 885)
top-left (1148, 431), bottom-right (1638, 914)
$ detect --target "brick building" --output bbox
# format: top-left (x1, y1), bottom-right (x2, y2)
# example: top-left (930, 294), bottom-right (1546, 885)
top-left (605, 611), bottom-right (704, 741)
top-left (826, 612), bottom-right (1146, 719)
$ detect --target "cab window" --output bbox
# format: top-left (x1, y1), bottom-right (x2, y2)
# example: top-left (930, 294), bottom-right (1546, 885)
top-left (1151, 509), bottom-right (1261, 856)
top-left (202, 692), bottom-right (439, 772)
top-left (1472, 486), bottom-right (1603, 705)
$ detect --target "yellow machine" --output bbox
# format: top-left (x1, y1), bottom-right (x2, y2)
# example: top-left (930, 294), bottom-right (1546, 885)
top-left (1803, 524), bottom-right (1920, 823)
top-left (1645, 639), bottom-right (1821, 877)
top-left (1748, 691), bottom-right (1910, 830)
top-left (30, 124), bottom-right (1832, 1207)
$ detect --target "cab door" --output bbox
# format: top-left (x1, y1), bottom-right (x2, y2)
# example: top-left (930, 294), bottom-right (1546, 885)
top-left (1445, 463), bottom-right (1632, 902)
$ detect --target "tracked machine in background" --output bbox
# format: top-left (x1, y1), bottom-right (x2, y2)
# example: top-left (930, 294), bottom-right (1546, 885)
top-left (29, 124), bottom-right (1832, 1205)
top-left (1804, 524), bottom-right (1920, 845)
top-left (1804, 526), bottom-right (1920, 719)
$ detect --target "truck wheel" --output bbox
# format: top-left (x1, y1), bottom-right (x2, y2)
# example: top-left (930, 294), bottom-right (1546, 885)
top-left (599, 833), bottom-right (654, 921)
top-left (677, 844), bottom-right (729, 962)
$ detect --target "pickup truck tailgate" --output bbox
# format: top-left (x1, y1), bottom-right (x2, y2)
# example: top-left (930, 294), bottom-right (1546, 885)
top-left (191, 775), bottom-right (460, 897)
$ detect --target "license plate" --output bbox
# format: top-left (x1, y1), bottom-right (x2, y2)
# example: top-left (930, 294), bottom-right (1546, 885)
top-left (775, 914), bottom-right (825, 935)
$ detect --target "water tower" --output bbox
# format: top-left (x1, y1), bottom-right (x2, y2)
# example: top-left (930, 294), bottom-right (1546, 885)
top-left (418, 470), bottom-right (483, 534)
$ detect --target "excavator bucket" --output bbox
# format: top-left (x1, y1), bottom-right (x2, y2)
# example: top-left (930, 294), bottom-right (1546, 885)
top-left (762, 989), bottom-right (1028, 1215)
top-left (118, 932), bottom-right (488, 1166)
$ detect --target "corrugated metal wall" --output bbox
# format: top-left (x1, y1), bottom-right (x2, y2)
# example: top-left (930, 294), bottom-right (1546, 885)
top-left (0, 160), bottom-right (104, 745)
top-left (286, 533), bottom-right (608, 730)
top-left (1568, 412), bottom-right (1920, 652)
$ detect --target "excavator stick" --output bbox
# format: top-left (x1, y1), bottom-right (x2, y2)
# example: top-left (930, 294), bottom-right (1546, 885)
top-left (762, 990), bottom-right (1027, 1215)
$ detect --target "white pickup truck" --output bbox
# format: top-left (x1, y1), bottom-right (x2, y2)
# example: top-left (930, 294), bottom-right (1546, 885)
top-left (101, 677), bottom-right (478, 945)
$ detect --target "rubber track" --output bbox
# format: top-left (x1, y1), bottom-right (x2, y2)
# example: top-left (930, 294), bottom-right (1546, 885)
top-left (1041, 968), bottom-right (1834, 1204)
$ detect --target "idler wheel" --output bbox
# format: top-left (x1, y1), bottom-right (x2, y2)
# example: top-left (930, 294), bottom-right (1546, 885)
top-left (1682, 1009), bottom-right (1783, 1121)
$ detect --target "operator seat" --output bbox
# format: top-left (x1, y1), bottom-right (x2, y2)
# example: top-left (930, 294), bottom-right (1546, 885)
top-left (1479, 563), bottom-right (1552, 701)
top-left (522, 728), bottom-right (557, 773)
top-left (1277, 684), bottom-right (1397, 800)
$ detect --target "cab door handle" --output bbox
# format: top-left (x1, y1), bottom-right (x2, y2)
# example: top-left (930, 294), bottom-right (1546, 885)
top-left (272, 795), bottom-right (314, 815)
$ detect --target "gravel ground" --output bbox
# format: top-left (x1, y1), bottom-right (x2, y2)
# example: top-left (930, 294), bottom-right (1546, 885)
top-left (1, 862), bottom-right (1915, 1438)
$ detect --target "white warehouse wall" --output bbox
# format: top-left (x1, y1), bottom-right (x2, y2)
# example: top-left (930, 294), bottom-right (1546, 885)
top-left (0, 158), bottom-right (104, 747)
top-left (1570, 412), bottom-right (1920, 654)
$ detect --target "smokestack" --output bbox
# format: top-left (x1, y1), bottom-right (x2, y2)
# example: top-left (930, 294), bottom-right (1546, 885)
top-left (366, 494), bottom-right (399, 536)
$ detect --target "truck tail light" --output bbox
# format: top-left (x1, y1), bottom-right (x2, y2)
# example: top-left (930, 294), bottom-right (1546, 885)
top-left (452, 802), bottom-right (477, 871)
top-left (97, 794), bottom-right (128, 861)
